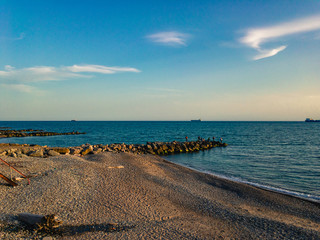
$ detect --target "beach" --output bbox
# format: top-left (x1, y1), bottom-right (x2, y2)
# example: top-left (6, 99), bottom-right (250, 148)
top-left (0, 149), bottom-right (319, 239)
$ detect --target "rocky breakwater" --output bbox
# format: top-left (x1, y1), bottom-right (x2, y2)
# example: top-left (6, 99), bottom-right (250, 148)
top-left (0, 139), bottom-right (227, 158)
top-left (0, 128), bottom-right (85, 138)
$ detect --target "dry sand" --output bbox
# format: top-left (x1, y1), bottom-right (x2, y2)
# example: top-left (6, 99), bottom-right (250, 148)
top-left (0, 152), bottom-right (319, 239)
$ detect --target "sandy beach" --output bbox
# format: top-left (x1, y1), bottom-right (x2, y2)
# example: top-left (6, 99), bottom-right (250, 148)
top-left (0, 151), bottom-right (319, 239)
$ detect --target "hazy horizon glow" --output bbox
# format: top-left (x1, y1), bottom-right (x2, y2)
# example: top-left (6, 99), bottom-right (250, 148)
top-left (1, 1), bottom-right (320, 121)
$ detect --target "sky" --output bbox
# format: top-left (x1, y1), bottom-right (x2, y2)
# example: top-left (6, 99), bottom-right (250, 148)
top-left (1, 0), bottom-right (320, 121)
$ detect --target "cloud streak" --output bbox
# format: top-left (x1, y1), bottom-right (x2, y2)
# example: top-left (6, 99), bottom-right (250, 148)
top-left (66, 65), bottom-right (140, 74)
top-left (147, 31), bottom-right (188, 46)
top-left (0, 64), bottom-right (140, 92)
top-left (240, 15), bottom-right (320, 60)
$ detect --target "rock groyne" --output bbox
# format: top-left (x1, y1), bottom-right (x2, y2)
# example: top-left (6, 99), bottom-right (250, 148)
top-left (0, 139), bottom-right (227, 158)
top-left (0, 129), bottom-right (85, 138)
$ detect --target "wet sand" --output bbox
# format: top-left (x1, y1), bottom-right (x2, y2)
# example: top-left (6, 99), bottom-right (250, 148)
top-left (0, 152), bottom-right (319, 239)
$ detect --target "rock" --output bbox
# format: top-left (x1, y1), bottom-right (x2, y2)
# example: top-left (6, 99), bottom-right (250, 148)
top-left (28, 149), bottom-right (44, 157)
top-left (21, 148), bottom-right (29, 154)
top-left (156, 149), bottom-right (164, 155)
top-left (50, 147), bottom-right (70, 155)
top-left (69, 148), bottom-right (82, 155)
top-left (0, 150), bottom-right (7, 156)
top-left (162, 145), bottom-right (168, 151)
top-left (81, 145), bottom-right (93, 155)
top-left (92, 148), bottom-right (102, 154)
top-left (47, 150), bottom-right (60, 156)
top-left (104, 147), bottom-right (112, 152)
top-left (10, 152), bottom-right (17, 158)
top-left (6, 148), bottom-right (17, 155)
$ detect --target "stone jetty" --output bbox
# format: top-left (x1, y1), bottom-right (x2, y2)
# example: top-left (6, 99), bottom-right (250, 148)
top-left (0, 128), bottom-right (85, 138)
top-left (0, 139), bottom-right (227, 158)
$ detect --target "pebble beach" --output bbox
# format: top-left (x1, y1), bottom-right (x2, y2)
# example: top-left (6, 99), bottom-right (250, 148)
top-left (0, 147), bottom-right (319, 239)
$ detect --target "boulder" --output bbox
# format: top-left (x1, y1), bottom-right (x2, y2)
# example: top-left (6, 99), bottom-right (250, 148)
top-left (50, 147), bottom-right (70, 155)
top-left (0, 150), bottom-right (7, 156)
top-left (28, 149), bottom-right (44, 157)
top-left (92, 148), bottom-right (102, 154)
top-left (10, 152), bottom-right (17, 158)
top-left (69, 148), bottom-right (82, 155)
top-left (16, 153), bottom-right (28, 158)
top-left (47, 150), bottom-right (60, 156)
top-left (161, 144), bottom-right (169, 151)
top-left (81, 145), bottom-right (93, 155)
top-left (21, 148), bottom-right (29, 154)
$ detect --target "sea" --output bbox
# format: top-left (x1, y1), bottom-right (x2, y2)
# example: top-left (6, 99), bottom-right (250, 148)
top-left (0, 121), bottom-right (319, 202)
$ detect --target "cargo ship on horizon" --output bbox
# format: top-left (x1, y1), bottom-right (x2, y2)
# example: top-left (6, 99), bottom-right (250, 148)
top-left (305, 118), bottom-right (320, 122)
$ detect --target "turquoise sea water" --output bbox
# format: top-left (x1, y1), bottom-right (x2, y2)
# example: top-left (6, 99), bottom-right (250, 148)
top-left (0, 121), bottom-right (319, 202)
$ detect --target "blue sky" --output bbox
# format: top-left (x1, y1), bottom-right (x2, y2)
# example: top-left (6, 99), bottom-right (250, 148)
top-left (1, 0), bottom-right (320, 120)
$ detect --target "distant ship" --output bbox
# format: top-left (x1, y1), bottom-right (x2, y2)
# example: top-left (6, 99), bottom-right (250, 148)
top-left (71, 120), bottom-right (77, 122)
top-left (305, 118), bottom-right (320, 122)
top-left (191, 119), bottom-right (201, 122)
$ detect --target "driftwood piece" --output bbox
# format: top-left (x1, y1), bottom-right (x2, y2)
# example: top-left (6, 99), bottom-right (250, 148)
top-left (18, 213), bottom-right (63, 231)
top-left (0, 173), bottom-right (18, 186)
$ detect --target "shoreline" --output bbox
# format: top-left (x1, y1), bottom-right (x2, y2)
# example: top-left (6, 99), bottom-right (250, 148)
top-left (0, 151), bottom-right (319, 239)
top-left (164, 159), bottom-right (320, 204)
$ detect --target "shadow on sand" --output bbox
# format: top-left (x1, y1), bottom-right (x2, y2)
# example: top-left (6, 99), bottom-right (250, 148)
top-left (2, 220), bottom-right (135, 238)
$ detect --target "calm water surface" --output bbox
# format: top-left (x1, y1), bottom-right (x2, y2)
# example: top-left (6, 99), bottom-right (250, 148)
top-left (0, 121), bottom-right (319, 201)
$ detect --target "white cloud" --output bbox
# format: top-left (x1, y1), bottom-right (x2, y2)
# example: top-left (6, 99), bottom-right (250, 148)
top-left (240, 15), bottom-right (320, 60)
top-left (147, 31), bottom-right (188, 46)
top-left (0, 64), bottom-right (140, 92)
top-left (66, 64), bottom-right (140, 74)
top-left (253, 45), bottom-right (287, 60)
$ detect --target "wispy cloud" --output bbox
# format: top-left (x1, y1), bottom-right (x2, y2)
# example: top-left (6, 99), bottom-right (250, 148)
top-left (66, 65), bottom-right (140, 74)
top-left (253, 46), bottom-right (287, 60)
top-left (0, 64), bottom-right (140, 92)
top-left (146, 31), bottom-right (188, 46)
top-left (240, 15), bottom-right (320, 60)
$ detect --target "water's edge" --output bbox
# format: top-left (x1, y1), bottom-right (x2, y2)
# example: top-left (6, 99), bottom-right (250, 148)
top-left (164, 157), bottom-right (320, 204)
